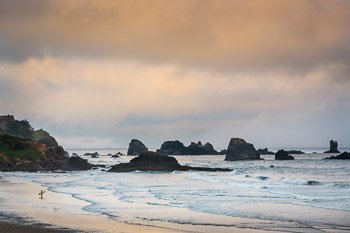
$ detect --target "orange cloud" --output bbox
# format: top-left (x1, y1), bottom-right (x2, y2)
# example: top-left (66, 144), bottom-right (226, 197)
top-left (0, 0), bottom-right (349, 71)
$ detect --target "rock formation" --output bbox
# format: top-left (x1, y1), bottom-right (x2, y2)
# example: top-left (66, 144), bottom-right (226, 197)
top-left (84, 152), bottom-right (100, 158)
top-left (0, 115), bottom-right (33, 139)
top-left (0, 134), bottom-right (96, 172)
top-left (32, 129), bottom-right (59, 148)
top-left (187, 141), bottom-right (219, 155)
top-left (257, 148), bottom-right (275, 155)
top-left (108, 151), bottom-right (232, 172)
top-left (224, 138), bottom-right (260, 161)
top-left (157, 140), bottom-right (186, 155)
top-left (0, 116), bottom-right (97, 172)
top-left (157, 140), bottom-right (220, 155)
top-left (0, 115), bottom-right (58, 147)
top-left (325, 152), bottom-right (350, 160)
top-left (324, 140), bottom-right (340, 153)
top-left (111, 152), bottom-right (124, 158)
top-left (284, 150), bottom-right (305, 155)
top-left (275, 150), bottom-right (295, 160)
top-left (127, 139), bottom-right (148, 155)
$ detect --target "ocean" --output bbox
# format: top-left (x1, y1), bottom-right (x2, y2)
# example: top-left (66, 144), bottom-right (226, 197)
top-left (1, 150), bottom-right (350, 233)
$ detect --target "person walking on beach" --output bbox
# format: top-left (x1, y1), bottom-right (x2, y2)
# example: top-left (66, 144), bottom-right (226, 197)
top-left (39, 190), bottom-right (45, 199)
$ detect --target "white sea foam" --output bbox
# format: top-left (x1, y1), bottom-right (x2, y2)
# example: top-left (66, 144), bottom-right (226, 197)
top-left (1, 154), bottom-right (350, 231)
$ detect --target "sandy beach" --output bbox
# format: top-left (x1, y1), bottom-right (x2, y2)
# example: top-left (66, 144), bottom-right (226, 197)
top-left (0, 221), bottom-right (77, 233)
top-left (0, 175), bottom-right (283, 233)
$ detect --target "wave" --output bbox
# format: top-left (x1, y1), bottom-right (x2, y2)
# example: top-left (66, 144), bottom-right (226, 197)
top-left (257, 176), bottom-right (269, 180)
top-left (280, 177), bottom-right (321, 186)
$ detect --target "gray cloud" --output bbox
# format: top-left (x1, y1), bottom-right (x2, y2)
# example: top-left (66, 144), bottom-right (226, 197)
top-left (0, 57), bottom-right (349, 148)
top-left (1, 1), bottom-right (350, 148)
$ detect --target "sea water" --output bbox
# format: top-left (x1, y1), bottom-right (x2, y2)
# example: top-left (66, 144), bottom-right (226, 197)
top-left (1, 151), bottom-right (350, 232)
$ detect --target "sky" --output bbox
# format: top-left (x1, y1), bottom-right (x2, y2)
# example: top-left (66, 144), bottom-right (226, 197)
top-left (0, 0), bottom-right (350, 150)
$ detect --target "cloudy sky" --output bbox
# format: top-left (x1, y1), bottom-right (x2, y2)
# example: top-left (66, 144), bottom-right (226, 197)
top-left (1, 0), bottom-right (349, 150)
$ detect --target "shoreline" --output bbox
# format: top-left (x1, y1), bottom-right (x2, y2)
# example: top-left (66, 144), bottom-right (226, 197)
top-left (0, 211), bottom-right (79, 233)
top-left (0, 175), bottom-right (285, 233)
top-left (1, 169), bottom-right (350, 233)
top-left (0, 175), bottom-right (189, 233)
top-left (0, 221), bottom-right (77, 233)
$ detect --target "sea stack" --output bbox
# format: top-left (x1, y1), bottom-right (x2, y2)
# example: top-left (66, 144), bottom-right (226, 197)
top-left (224, 138), bottom-right (260, 161)
top-left (157, 140), bottom-right (220, 155)
top-left (127, 139), bottom-right (148, 155)
top-left (324, 140), bottom-right (340, 153)
top-left (275, 150), bottom-right (294, 160)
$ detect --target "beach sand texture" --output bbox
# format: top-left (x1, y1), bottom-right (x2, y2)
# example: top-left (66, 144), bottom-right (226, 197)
top-left (0, 176), bottom-right (279, 233)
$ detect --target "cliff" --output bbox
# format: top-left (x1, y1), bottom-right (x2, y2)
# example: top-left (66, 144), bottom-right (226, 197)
top-left (0, 115), bottom-right (58, 147)
top-left (0, 115), bottom-right (93, 172)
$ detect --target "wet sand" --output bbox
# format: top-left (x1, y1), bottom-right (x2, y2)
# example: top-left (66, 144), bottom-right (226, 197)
top-left (0, 221), bottom-right (77, 233)
top-left (1, 175), bottom-right (340, 233)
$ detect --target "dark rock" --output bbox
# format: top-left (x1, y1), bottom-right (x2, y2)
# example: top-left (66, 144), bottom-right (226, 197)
top-left (0, 115), bottom-right (59, 147)
top-left (219, 149), bottom-right (227, 155)
top-left (157, 140), bottom-right (186, 155)
top-left (284, 150), bottom-right (305, 154)
top-left (324, 140), bottom-right (340, 153)
top-left (257, 148), bottom-right (275, 155)
top-left (91, 152), bottom-right (99, 158)
top-left (270, 165), bottom-right (275, 168)
top-left (112, 151), bottom-right (124, 158)
top-left (275, 150), bottom-right (295, 160)
top-left (83, 152), bottom-right (100, 158)
top-left (127, 139), bottom-right (148, 155)
top-left (108, 151), bottom-right (232, 172)
top-left (0, 134), bottom-right (96, 172)
top-left (63, 156), bottom-right (94, 170)
top-left (157, 140), bottom-right (220, 155)
top-left (0, 115), bottom-right (33, 139)
top-left (187, 141), bottom-right (219, 155)
top-left (32, 129), bottom-right (59, 147)
top-left (0, 116), bottom-right (98, 172)
top-left (325, 152), bottom-right (350, 160)
top-left (72, 153), bottom-right (78, 156)
top-left (224, 138), bottom-right (261, 161)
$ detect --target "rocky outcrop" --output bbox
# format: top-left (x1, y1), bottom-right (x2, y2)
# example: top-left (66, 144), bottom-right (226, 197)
top-left (157, 140), bottom-right (220, 155)
top-left (157, 140), bottom-right (186, 155)
top-left (84, 152), bottom-right (100, 158)
top-left (0, 133), bottom-right (95, 172)
top-left (187, 141), bottom-right (219, 155)
top-left (63, 156), bottom-right (94, 170)
top-left (324, 140), bottom-right (340, 153)
top-left (224, 138), bottom-right (260, 161)
top-left (0, 115), bottom-right (33, 139)
top-left (275, 150), bottom-right (294, 160)
top-left (32, 129), bottom-right (59, 147)
top-left (127, 139), bottom-right (148, 155)
top-left (0, 115), bottom-right (59, 147)
top-left (108, 151), bottom-right (232, 172)
top-left (325, 152), bottom-right (350, 160)
top-left (284, 150), bottom-right (305, 155)
top-left (112, 152), bottom-right (124, 158)
top-left (257, 148), bottom-right (275, 155)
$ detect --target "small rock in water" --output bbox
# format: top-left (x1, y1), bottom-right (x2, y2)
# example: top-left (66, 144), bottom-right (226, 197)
top-left (325, 152), bottom-right (350, 160)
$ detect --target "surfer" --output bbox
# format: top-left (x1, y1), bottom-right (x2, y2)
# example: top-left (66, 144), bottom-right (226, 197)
top-left (39, 190), bottom-right (45, 199)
